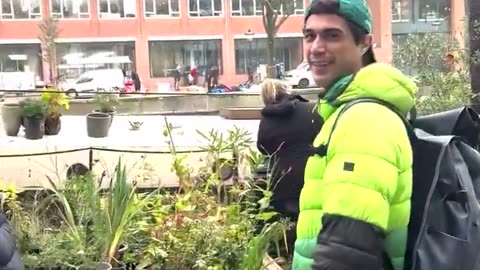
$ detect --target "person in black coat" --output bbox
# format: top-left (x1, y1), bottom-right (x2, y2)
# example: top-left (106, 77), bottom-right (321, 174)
top-left (0, 211), bottom-right (23, 270)
top-left (131, 71), bottom-right (141, 92)
top-left (256, 79), bottom-right (323, 256)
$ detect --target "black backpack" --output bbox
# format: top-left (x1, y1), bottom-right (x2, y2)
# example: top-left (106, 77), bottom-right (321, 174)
top-left (321, 98), bottom-right (480, 270)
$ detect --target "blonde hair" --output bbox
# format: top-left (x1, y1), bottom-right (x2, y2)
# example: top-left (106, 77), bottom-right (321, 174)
top-left (261, 79), bottom-right (290, 105)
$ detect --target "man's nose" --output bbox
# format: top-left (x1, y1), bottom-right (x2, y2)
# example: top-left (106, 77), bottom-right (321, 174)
top-left (309, 37), bottom-right (327, 54)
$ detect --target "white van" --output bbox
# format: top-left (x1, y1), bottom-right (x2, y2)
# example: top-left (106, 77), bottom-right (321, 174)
top-left (283, 62), bottom-right (316, 89)
top-left (61, 69), bottom-right (125, 97)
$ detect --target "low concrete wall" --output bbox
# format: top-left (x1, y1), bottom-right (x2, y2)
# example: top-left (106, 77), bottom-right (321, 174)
top-left (63, 90), bottom-right (323, 116)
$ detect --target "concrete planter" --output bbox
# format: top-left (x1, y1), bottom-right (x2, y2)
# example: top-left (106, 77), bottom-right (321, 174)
top-left (1, 103), bottom-right (22, 136)
top-left (219, 107), bottom-right (263, 119)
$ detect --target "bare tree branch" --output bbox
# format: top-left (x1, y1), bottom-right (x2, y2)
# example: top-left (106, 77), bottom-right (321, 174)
top-left (261, 0), bottom-right (294, 77)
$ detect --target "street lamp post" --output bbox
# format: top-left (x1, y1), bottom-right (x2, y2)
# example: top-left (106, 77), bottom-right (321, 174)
top-left (245, 29), bottom-right (255, 81)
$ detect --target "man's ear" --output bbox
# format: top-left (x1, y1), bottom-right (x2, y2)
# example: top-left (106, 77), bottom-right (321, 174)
top-left (362, 34), bottom-right (373, 55)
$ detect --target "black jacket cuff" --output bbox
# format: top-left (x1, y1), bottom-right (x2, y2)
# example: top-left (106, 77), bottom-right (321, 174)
top-left (312, 214), bottom-right (387, 270)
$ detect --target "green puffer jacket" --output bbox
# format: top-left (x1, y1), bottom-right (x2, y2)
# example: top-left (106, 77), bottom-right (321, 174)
top-left (292, 63), bottom-right (417, 270)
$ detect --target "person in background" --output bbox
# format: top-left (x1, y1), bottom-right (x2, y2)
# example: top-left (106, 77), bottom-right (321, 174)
top-left (247, 66), bottom-right (255, 85)
top-left (0, 207), bottom-right (23, 269)
top-left (173, 65), bottom-right (182, 90)
top-left (211, 66), bottom-right (219, 89)
top-left (131, 70), bottom-right (141, 92)
top-left (190, 65), bottom-right (198, 86)
top-left (256, 79), bottom-right (323, 258)
top-left (207, 65), bottom-right (219, 92)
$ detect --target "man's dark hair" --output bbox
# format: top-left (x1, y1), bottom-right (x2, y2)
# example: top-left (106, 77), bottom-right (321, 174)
top-left (308, 0), bottom-right (368, 44)
top-left (307, 0), bottom-right (376, 65)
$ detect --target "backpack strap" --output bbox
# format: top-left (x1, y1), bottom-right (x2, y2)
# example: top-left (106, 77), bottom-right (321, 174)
top-left (311, 98), bottom-right (416, 158)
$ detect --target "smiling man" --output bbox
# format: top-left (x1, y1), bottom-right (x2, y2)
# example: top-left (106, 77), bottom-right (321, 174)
top-left (293, 1), bottom-right (417, 270)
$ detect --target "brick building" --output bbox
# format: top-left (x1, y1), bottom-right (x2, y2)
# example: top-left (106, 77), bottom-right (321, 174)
top-left (0, 0), bottom-right (466, 91)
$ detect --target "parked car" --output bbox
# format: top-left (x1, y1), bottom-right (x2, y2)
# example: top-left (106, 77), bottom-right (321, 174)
top-left (60, 69), bottom-right (126, 98)
top-left (283, 62), bottom-right (316, 89)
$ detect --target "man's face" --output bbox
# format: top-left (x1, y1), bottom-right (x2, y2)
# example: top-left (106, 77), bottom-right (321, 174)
top-left (303, 14), bottom-right (371, 89)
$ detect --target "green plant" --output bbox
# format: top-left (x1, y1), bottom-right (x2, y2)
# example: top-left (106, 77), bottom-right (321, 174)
top-left (14, 126), bottom-right (289, 269)
top-left (94, 94), bottom-right (119, 113)
top-left (393, 32), bottom-right (472, 114)
top-left (242, 221), bottom-right (287, 270)
top-left (20, 98), bottom-right (48, 119)
top-left (123, 125), bottom-right (288, 269)
top-left (196, 126), bottom-right (253, 203)
top-left (102, 159), bottom-right (149, 266)
top-left (21, 159), bottom-right (150, 268)
top-left (41, 89), bottom-right (70, 118)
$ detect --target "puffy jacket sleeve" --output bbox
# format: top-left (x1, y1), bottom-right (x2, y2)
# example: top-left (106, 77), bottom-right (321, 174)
top-left (312, 103), bottom-right (412, 270)
top-left (0, 214), bottom-right (23, 270)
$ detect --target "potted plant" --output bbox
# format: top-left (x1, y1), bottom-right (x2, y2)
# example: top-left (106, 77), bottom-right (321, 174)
top-left (93, 93), bottom-right (119, 126)
top-left (41, 89), bottom-right (70, 135)
top-left (20, 98), bottom-right (47, 140)
top-left (1, 102), bottom-right (22, 136)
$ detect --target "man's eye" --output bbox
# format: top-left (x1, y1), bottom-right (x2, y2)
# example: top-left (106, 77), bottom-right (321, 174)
top-left (324, 33), bottom-right (340, 40)
top-left (303, 33), bottom-right (314, 40)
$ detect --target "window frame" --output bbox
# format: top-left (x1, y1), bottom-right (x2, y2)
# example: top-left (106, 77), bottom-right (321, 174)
top-left (416, 0), bottom-right (450, 23)
top-left (97, 0), bottom-right (137, 19)
top-left (392, 0), bottom-right (411, 23)
top-left (1, 0), bottom-right (42, 20)
top-left (148, 38), bottom-right (223, 78)
top-left (143, 0), bottom-right (180, 18)
top-left (233, 36), bottom-right (303, 74)
top-left (50, 0), bottom-right (91, 19)
top-left (187, 0), bottom-right (223, 18)
top-left (231, 0), bottom-right (305, 17)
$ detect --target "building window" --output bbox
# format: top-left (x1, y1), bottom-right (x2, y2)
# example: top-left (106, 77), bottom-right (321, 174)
top-left (51, 0), bottom-right (89, 19)
top-left (392, 0), bottom-right (410, 22)
top-left (188, 0), bottom-right (222, 17)
top-left (234, 37), bottom-right (303, 74)
top-left (0, 44), bottom-right (43, 81)
top-left (98, 0), bottom-right (136, 18)
top-left (1, 0), bottom-right (41, 19)
top-left (144, 0), bottom-right (179, 17)
top-left (56, 42), bottom-right (135, 81)
top-left (149, 39), bottom-right (222, 77)
top-left (231, 0), bottom-right (304, 16)
top-left (418, 0), bottom-right (450, 22)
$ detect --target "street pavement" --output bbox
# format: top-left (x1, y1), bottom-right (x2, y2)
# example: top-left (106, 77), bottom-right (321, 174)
top-left (0, 115), bottom-right (261, 190)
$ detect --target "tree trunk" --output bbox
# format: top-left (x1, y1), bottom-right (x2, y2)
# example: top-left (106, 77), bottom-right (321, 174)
top-left (264, 3), bottom-right (277, 79)
top-left (470, 0), bottom-right (480, 111)
top-left (267, 34), bottom-right (275, 66)
top-left (51, 44), bottom-right (58, 85)
top-left (267, 34), bottom-right (277, 78)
